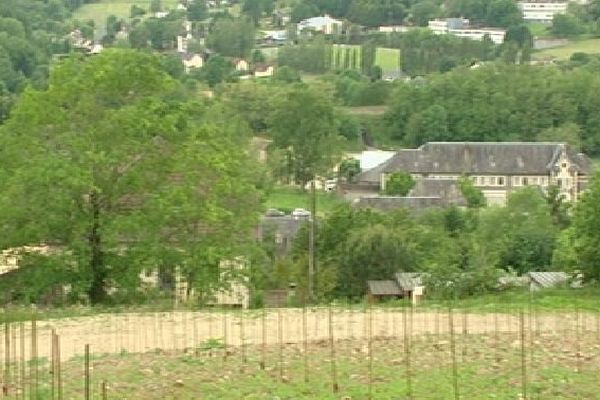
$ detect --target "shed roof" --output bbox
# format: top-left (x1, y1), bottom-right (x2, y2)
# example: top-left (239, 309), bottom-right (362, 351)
top-left (367, 280), bottom-right (402, 296)
top-left (394, 272), bottom-right (424, 291)
top-left (527, 271), bottom-right (569, 288)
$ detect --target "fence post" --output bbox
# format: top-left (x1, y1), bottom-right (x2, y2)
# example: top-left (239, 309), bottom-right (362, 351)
top-left (85, 344), bottom-right (91, 400)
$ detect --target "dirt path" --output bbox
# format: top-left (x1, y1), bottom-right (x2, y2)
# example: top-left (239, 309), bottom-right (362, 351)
top-left (1, 308), bottom-right (595, 362)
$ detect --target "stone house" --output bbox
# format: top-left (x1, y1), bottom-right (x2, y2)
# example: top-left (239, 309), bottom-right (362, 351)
top-left (355, 142), bottom-right (593, 206)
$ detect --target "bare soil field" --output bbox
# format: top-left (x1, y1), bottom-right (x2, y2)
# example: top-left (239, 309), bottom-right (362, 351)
top-left (2, 308), bottom-right (597, 362)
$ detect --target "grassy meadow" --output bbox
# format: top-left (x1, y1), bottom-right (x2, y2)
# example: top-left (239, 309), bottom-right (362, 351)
top-left (375, 47), bottom-right (401, 72)
top-left (73, 0), bottom-right (180, 39)
top-left (534, 38), bottom-right (600, 60)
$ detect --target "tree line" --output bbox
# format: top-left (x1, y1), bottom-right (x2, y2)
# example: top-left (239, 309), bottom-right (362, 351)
top-left (384, 62), bottom-right (600, 155)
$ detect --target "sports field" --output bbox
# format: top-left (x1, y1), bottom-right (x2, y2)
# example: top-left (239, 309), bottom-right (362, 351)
top-left (534, 38), bottom-right (600, 60)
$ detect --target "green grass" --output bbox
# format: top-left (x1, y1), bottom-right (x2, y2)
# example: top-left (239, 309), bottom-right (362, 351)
top-left (265, 186), bottom-right (345, 215)
top-left (420, 287), bottom-right (600, 312)
top-left (73, 0), bottom-right (180, 39)
top-left (374, 47), bottom-right (401, 73)
top-left (24, 329), bottom-right (600, 399)
top-left (527, 22), bottom-right (552, 38)
top-left (534, 38), bottom-right (600, 60)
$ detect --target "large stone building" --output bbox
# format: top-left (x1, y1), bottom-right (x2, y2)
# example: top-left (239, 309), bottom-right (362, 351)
top-left (355, 142), bottom-right (593, 206)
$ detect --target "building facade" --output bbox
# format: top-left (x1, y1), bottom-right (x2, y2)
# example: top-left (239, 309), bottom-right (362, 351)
top-left (356, 142), bottom-right (593, 206)
top-left (428, 18), bottom-right (506, 44)
top-left (518, 1), bottom-right (568, 22)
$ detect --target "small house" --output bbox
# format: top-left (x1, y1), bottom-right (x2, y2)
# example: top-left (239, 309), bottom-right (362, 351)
top-left (181, 53), bottom-right (204, 73)
top-left (254, 64), bottom-right (274, 78)
top-left (232, 58), bottom-right (250, 72)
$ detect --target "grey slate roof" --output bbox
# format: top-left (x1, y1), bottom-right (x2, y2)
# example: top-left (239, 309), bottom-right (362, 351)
top-left (357, 142), bottom-right (593, 184)
top-left (354, 196), bottom-right (445, 212)
top-left (367, 280), bottom-right (402, 296)
top-left (394, 272), bottom-right (424, 291)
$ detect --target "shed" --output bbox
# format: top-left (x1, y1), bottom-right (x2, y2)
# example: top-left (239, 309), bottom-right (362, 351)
top-left (527, 271), bottom-right (570, 291)
top-left (367, 280), bottom-right (402, 303)
top-left (395, 272), bottom-right (426, 304)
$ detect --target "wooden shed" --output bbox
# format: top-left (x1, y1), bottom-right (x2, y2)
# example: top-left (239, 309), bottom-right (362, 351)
top-left (367, 280), bottom-right (403, 303)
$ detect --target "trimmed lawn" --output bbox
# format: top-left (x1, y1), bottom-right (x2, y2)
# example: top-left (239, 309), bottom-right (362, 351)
top-left (73, 0), bottom-right (180, 39)
top-left (265, 186), bottom-right (345, 215)
top-left (534, 38), bottom-right (600, 60)
top-left (374, 47), bottom-right (401, 72)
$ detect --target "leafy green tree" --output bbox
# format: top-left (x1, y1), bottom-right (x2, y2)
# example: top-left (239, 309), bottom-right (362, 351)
top-left (384, 171), bottom-right (415, 196)
top-left (478, 188), bottom-right (557, 274)
top-left (150, 0), bottom-right (162, 13)
top-left (552, 14), bottom-right (585, 37)
top-left (405, 104), bottom-right (449, 146)
top-left (272, 65), bottom-right (301, 83)
top-left (458, 177), bottom-right (486, 208)
top-left (410, 1), bottom-right (440, 26)
top-left (129, 24), bottom-right (150, 48)
top-left (187, 0), bottom-right (208, 21)
top-left (0, 50), bottom-right (263, 304)
top-left (537, 123), bottom-right (582, 151)
top-left (485, 0), bottom-right (522, 27)
top-left (291, 2), bottom-right (319, 23)
top-left (269, 85), bottom-right (341, 186)
top-left (572, 171), bottom-right (600, 280)
top-left (195, 55), bottom-right (235, 87)
top-left (338, 158), bottom-right (361, 183)
top-left (206, 18), bottom-right (255, 58)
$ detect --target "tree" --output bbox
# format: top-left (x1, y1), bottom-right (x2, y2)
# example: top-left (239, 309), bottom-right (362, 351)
top-left (150, 0), bottom-right (162, 13)
top-left (272, 65), bottom-right (301, 83)
top-left (187, 0), bottom-right (208, 21)
top-left (552, 14), bottom-right (585, 37)
top-left (338, 158), bottom-right (361, 183)
top-left (269, 85), bottom-right (341, 186)
top-left (537, 123), bottom-right (582, 151)
top-left (195, 55), bottom-right (235, 87)
top-left (485, 0), bottom-right (522, 27)
top-left (384, 171), bottom-right (415, 196)
top-left (410, 1), bottom-right (440, 26)
top-left (0, 50), bottom-right (263, 304)
top-left (458, 177), bottom-right (486, 208)
top-left (206, 18), bottom-right (255, 58)
top-left (572, 171), bottom-right (600, 280)
top-left (242, 0), bottom-right (263, 25)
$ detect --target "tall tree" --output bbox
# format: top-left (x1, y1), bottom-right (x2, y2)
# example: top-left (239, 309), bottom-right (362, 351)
top-left (572, 171), bottom-right (600, 280)
top-left (269, 84), bottom-right (341, 186)
top-left (206, 17), bottom-right (255, 58)
top-left (0, 50), bottom-right (263, 303)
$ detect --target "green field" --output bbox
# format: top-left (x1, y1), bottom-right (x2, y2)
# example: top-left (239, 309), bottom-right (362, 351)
top-left (73, 0), bottom-right (180, 39)
top-left (375, 47), bottom-right (401, 72)
top-left (265, 186), bottom-right (344, 215)
top-left (534, 38), bottom-right (600, 60)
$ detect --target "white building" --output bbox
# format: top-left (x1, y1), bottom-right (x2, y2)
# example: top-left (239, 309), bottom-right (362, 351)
top-left (298, 15), bottom-right (343, 35)
top-left (181, 53), bottom-right (204, 73)
top-left (428, 18), bottom-right (506, 44)
top-left (450, 27), bottom-right (506, 44)
top-left (518, 1), bottom-right (568, 23)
